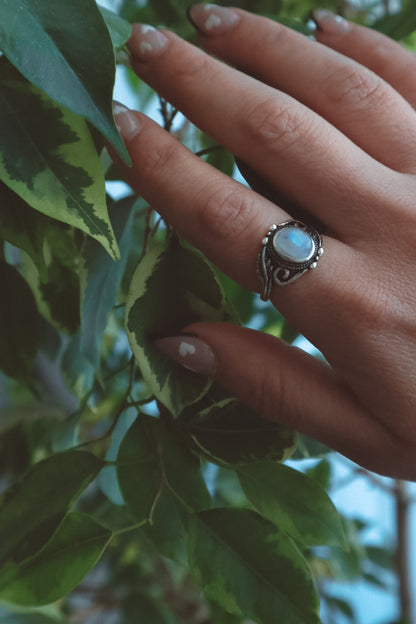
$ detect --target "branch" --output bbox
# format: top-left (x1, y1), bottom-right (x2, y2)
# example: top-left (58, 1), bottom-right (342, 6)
top-left (394, 479), bottom-right (414, 624)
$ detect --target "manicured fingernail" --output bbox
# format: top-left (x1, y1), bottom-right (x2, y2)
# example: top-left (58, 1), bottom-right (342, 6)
top-left (128, 23), bottom-right (169, 60)
top-left (312, 10), bottom-right (351, 35)
top-left (155, 336), bottom-right (218, 376)
top-left (187, 4), bottom-right (240, 35)
top-left (113, 101), bottom-right (141, 141)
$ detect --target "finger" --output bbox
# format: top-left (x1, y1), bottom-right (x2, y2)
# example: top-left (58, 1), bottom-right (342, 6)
top-left (126, 23), bottom-right (400, 237)
top-left (234, 158), bottom-right (324, 231)
top-left (156, 322), bottom-right (414, 480)
top-left (312, 11), bottom-right (416, 109)
top-left (188, 5), bottom-right (416, 174)
top-left (112, 103), bottom-right (352, 346)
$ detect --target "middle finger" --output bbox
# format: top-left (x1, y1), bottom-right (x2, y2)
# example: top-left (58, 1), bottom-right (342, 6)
top-left (127, 24), bottom-right (400, 239)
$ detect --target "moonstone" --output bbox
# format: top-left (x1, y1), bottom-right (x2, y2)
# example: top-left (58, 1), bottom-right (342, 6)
top-left (273, 226), bottom-right (315, 264)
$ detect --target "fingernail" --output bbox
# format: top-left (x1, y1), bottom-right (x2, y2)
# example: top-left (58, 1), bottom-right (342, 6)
top-left (187, 4), bottom-right (240, 36)
top-left (312, 10), bottom-right (351, 35)
top-left (155, 336), bottom-right (218, 376)
top-left (128, 23), bottom-right (169, 60)
top-left (113, 101), bottom-right (141, 141)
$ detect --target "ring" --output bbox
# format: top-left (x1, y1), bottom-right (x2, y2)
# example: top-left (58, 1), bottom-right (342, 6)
top-left (257, 220), bottom-right (324, 301)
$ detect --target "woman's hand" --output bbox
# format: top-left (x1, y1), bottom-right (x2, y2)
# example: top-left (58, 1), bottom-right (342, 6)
top-left (112, 5), bottom-right (416, 480)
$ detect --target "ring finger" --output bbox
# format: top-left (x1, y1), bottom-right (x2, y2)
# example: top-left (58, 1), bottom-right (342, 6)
top-left (112, 105), bottom-right (351, 343)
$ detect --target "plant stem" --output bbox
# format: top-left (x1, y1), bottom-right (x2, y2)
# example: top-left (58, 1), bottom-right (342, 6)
top-left (395, 479), bottom-right (414, 624)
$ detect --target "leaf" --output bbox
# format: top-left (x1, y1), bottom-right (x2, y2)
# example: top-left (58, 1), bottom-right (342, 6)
top-left (306, 458), bottom-right (331, 490)
top-left (21, 226), bottom-right (81, 335)
top-left (325, 597), bottom-right (355, 621)
top-left (372, 0), bottom-right (416, 40)
top-left (0, 65), bottom-right (119, 260)
top-left (99, 6), bottom-right (132, 50)
top-left (267, 15), bottom-right (314, 36)
top-left (99, 408), bottom-right (138, 506)
top-left (0, 0), bottom-right (129, 162)
top-left (0, 183), bottom-right (50, 274)
top-left (0, 613), bottom-right (60, 624)
top-left (79, 195), bottom-right (137, 368)
top-left (140, 488), bottom-right (189, 566)
top-left (188, 508), bottom-right (321, 624)
top-left (365, 545), bottom-right (394, 571)
top-left (186, 399), bottom-right (295, 466)
top-left (122, 593), bottom-right (179, 624)
top-left (117, 414), bottom-right (211, 526)
top-left (125, 237), bottom-right (232, 416)
top-left (60, 332), bottom-right (96, 398)
top-left (238, 462), bottom-right (347, 548)
top-left (0, 450), bottom-right (103, 566)
top-left (0, 512), bottom-right (112, 606)
top-left (0, 261), bottom-right (41, 381)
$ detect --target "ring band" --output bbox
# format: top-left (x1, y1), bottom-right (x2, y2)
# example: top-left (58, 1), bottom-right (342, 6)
top-left (257, 220), bottom-right (324, 301)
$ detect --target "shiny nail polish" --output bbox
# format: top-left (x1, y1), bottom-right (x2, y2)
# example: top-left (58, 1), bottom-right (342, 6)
top-left (113, 101), bottom-right (141, 141)
top-left (312, 10), bottom-right (351, 35)
top-left (128, 23), bottom-right (169, 60)
top-left (187, 4), bottom-right (240, 36)
top-left (155, 335), bottom-right (218, 376)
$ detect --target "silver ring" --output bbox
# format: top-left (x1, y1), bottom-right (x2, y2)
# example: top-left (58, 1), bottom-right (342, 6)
top-left (257, 220), bottom-right (324, 301)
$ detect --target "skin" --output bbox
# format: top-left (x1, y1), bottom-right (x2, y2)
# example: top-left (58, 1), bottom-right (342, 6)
top-left (113, 8), bottom-right (416, 480)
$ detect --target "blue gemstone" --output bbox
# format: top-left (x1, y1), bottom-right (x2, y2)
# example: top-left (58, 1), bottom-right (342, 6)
top-left (273, 226), bottom-right (314, 264)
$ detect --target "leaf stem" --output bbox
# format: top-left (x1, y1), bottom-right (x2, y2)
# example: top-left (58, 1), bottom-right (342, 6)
top-left (113, 520), bottom-right (147, 536)
top-left (72, 357), bottom-right (137, 452)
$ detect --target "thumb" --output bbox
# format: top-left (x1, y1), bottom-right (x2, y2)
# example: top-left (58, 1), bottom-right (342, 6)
top-left (155, 322), bottom-right (395, 473)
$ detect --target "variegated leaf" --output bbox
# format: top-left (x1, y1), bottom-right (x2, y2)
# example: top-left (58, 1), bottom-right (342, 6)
top-left (0, 67), bottom-right (119, 260)
top-left (125, 237), bottom-right (232, 416)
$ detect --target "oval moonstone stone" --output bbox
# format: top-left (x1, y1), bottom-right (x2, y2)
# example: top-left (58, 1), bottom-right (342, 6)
top-left (272, 226), bottom-right (315, 264)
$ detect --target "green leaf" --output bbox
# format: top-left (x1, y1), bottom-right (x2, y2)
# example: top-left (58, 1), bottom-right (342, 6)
top-left (60, 332), bottom-right (96, 398)
top-left (267, 15), bottom-right (314, 36)
top-left (0, 613), bottom-right (60, 624)
top-left (365, 545), bottom-right (394, 571)
top-left (188, 509), bottom-right (321, 624)
top-left (0, 0), bottom-right (129, 162)
top-left (0, 450), bottom-right (103, 566)
top-left (125, 237), bottom-right (231, 416)
top-left (306, 458), bottom-right (331, 490)
top-left (0, 512), bottom-right (111, 606)
top-left (140, 488), bottom-right (189, 566)
top-left (326, 597), bottom-right (355, 621)
top-left (117, 414), bottom-right (211, 525)
top-left (0, 66), bottom-right (120, 260)
top-left (0, 184), bottom-right (50, 274)
top-left (372, 0), bottom-right (416, 40)
top-left (186, 399), bottom-right (295, 466)
top-left (21, 226), bottom-right (81, 335)
top-left (0, 261), bottom-right (41, 381)
top-left (238, 462), bottom-right (347, 548)
top-left (79, 195), bottom-right (137, 368)
top-left (122, 593), bottom-right (179, 624)
top-left (99, 6), bottom-right (132, 50)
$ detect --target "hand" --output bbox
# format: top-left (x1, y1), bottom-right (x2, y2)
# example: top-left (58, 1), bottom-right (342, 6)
top-left (112, 5), bottom-right (416, 480)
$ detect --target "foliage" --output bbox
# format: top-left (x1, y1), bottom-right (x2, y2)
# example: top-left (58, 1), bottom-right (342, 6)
top-left (0, 0), bottom-right (413, 623)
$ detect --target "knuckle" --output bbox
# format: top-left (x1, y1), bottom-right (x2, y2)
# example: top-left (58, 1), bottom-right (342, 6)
top-left (325, 65), bottom-right (386, 109)
top-left (253, 367), bottom-right (285, 422)
top-left (196, 186), bottom-right (258, 242)
top-left (139, 139), bottom-right (180, 182)
top-left (243, 97), bottom-right (314, 154)
top-left (170, 49), bottom-right (214, 89)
